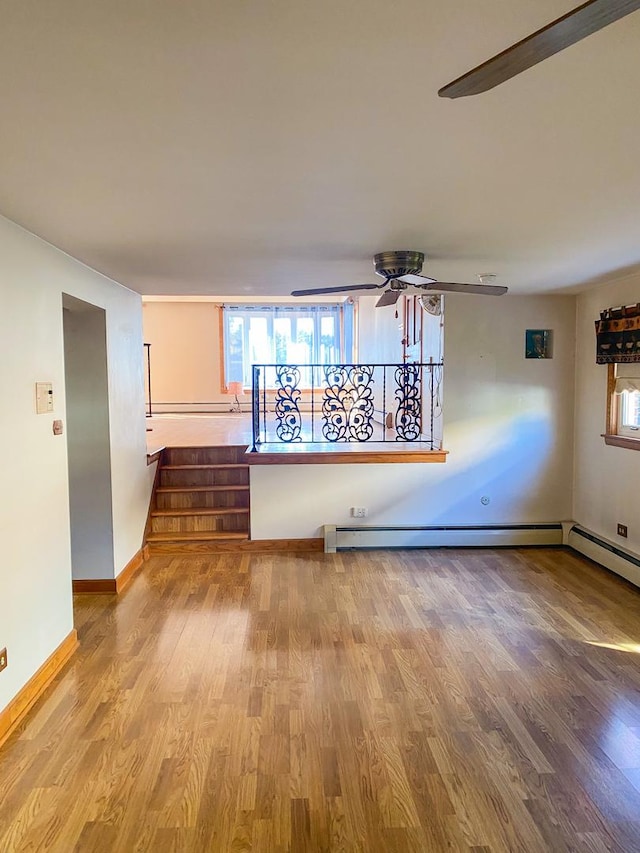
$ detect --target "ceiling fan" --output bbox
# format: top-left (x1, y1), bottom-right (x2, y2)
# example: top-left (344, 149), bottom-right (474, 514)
top-left (439, 0), bottom-right (640, 99)
top-left (291, 251), bottom-right (508, 308)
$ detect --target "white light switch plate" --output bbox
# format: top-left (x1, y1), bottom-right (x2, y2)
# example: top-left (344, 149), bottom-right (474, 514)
top-left (36, 382), bottom-right (54, 414)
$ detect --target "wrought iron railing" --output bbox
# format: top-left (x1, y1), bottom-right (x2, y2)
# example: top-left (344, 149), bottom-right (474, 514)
top-left (250, 362), bottom-right (443, 451)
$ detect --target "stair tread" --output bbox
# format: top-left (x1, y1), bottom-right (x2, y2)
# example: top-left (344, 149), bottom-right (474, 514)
top-left (152, 508), bottom-right (249, 517)
top-left (165, 445), bottom-right (248, 450)
top-left (162, 464), bottom-right (249, 470)
top-left (156, 485), bottom-right (249, 493)
top-left (146, 531), bottom-right (249, 542)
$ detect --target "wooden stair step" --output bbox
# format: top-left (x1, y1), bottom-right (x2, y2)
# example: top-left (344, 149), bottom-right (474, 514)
top-left (151, 508), bottom-right (249, 517)
top-left (156, 485), bottom-right (249, 493)
top-left (161, 464), bottom-right (249, 470)
top-left (146, 531), bottom-right (249, 542)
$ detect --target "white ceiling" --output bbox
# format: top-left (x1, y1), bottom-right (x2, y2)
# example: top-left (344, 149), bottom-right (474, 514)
top-left (1, 0), bottom-right (640, 297)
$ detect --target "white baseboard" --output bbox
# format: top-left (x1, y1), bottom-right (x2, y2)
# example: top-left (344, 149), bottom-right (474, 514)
top-left (567, 524), bottom-right (640, 589)
top-left (321, 522), bottom-right (640, 591)
top-left (323, 523), bottom-right (564, 553)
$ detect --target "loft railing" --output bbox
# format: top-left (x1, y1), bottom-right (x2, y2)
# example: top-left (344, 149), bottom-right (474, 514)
top-left (250, 362), bottom-right (443, 452)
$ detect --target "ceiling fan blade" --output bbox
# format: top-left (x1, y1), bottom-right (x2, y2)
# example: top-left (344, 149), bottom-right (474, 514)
top-left (376, 290), bottom-right (401, 308)
top-left (397, 274), bottom-right (437, 285)
top-left (438, 0), bottom-right (640, 99)
top-left (291, 283), bottom-right (383, 297)
top-left (424, 282), bottom-right (508, 296)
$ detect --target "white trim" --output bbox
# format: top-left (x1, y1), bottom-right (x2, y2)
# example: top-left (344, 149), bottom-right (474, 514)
top-left (323, 524), bottom-right (563, 552)
top-left (567, 525), bottom-right (640, 589)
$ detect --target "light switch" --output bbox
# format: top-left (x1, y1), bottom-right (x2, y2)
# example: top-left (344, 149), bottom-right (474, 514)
top-left (36, 382), bottom-right (54, 414)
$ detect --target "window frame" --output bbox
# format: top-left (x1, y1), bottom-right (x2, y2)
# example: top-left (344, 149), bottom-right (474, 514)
top-left (220, 302), bottom-right (353, 391)
top-left (604, 363), bottom-right (640, 450)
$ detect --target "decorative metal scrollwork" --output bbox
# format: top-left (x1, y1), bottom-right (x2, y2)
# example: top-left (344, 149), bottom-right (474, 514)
top-left (322, 365), bottom-right (375, 442)
top-left (322, 366), bottom-right (349, 441)
top-left (347, 365), bottom-right (375, 441)
top-left (275, 366), bottom-right (302, 442)
top-left (395, 364), bottom-right (421, 441)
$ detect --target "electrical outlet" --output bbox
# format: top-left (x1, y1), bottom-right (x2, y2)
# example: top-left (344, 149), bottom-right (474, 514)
top-left (350, 506), bottom-right (368, 518)
top-left (617, 523), bottom-right (628, 538)
top-left (0, 648), bottom-right (7, 673)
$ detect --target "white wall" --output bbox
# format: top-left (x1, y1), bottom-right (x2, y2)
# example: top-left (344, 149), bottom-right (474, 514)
top-left (0, 215), bottom-right (153, 716)
top-left (574, 276), bottom-right (640, 555)
top-left (251, 294), bottom-right (576, 539)
top-left (357, 295), bottom-right (444, 444)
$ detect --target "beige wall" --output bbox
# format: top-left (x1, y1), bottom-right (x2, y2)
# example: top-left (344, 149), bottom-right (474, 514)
top-left (574, 276), bottom-right (640, 556)
top-left (143, 301), bottom-right (224, 411)
top-left (143, 296), bottom-right (353, 412)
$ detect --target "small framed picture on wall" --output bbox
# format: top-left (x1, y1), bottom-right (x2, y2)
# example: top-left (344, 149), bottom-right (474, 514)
top-left (525, 329), bottom-right (552, 359)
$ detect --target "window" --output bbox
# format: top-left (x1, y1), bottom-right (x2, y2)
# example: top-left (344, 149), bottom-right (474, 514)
top-left (617, 378), bottom-right (640, 438)
top-left (222, 303), bottom-right (354, 388)
top-left (605, 363), bottom-right (640, 449)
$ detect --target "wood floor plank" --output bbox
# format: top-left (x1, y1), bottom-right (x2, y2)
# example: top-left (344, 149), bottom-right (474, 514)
top-left (1, 547), bottom-right (640, 851)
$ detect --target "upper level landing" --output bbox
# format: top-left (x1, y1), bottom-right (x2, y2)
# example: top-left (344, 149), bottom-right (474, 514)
top-left (146, 413), bottom-right (446, 465)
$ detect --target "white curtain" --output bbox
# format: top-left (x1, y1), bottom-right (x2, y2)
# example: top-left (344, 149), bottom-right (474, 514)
top-left (614, 363), bottom-right (640, 394)
top-left (615, 377), bottom-right (640, 394)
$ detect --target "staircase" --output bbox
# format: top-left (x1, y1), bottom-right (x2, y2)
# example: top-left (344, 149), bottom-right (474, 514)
top-left (146, 446), bottom-right (250, 554)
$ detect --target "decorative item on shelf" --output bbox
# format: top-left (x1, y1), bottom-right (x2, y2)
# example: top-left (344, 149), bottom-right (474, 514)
top-left (227, 381), bottom-right (244, 413)
top-left (525, 329), bottom-right (552, 359)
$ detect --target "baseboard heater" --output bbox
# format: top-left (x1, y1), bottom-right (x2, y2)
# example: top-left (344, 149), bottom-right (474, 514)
top-left (567, 524), bottom-right (640, 589)
top-left (324, 523), bottom-right (564, 552)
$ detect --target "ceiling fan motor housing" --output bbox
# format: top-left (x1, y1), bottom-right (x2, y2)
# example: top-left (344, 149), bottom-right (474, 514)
top-left (374, 250), bottom-right (424, 279)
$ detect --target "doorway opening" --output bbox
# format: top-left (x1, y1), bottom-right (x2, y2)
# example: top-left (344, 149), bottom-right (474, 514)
top-left (62, 294), bottom-right (114, 582)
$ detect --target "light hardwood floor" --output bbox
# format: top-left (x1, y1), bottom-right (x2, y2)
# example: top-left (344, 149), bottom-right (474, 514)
top-left (146, 414), bottom-right (254, 455)
top-left (1, 548), bottom-right (640, 851)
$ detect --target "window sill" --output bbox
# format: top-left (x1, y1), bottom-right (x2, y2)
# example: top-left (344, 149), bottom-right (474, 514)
top-left (602, 433), bottom-right (640, 451)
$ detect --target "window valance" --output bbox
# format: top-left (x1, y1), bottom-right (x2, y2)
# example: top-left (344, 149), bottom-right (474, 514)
top-left (595, 303), bottom-right (640, 363)
top-left (615, 377), bottom-right (640, 394)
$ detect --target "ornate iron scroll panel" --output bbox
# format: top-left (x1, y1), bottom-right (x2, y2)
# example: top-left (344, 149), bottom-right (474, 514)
top-left (394, 364), bottom-right (422, 441)
top-left (274, 366), bottom-right (302, 442)
top-left (251, 362), bottom-right (442, 446)
top-left (322, 365), bottom-right (375, 442)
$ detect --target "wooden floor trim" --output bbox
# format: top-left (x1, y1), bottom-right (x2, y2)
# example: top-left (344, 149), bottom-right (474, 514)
top-left (72, 546), bottom-right (148, 595)
top-left (0, 629), bottom-right (78, 750)
top-left (116, 546), bottom-right (148, 594)
top-left (72, 578), bottom-right (117, 594)
top-left (247, 449), bottom-right (448, 465)
top-left (147, 537), bottom-right (324, 555)
top-left (146, 448), bottom-right (164, 466)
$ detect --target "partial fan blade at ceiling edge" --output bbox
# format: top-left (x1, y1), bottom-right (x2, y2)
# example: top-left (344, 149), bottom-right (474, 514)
top-left (398, 273), bottom-right (507, 296)
top-left (398, 274), bottom-right (437, 285)
top-left (438, 0), bottom-right (640, 99)
top-left (291, 283), bottom-right (383, 297)
top-left (424, 282), bottom-right (508, 296)
top-left (376, 290), bottom-right (401, 308)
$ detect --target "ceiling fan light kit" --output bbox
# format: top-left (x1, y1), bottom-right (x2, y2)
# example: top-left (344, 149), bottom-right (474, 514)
top-left (290, 250), bottom-right (508, 307)
top-left (372, 250), bottom-right (425, 279)
top-left (438, 0), bottom-right (640, 99)
top-left (419, 294), bottom-right (443, 316)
